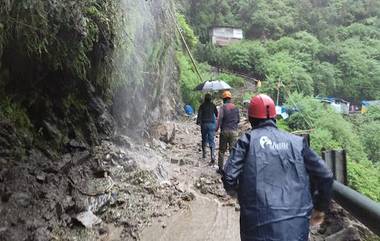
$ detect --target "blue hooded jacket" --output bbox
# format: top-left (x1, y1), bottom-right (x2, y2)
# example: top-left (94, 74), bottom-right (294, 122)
top-left (223, 120), bottom-right (333, 241)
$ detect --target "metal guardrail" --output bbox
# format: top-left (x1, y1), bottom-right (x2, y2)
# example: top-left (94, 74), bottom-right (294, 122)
top-left (322, 150), bottom-right (348, 185)
top-left (333, 181), bottom-right (380, 236)
top-left (322, 149), bottom-right (380, 236)
top-left (296, 134), bottom-right (380, 235)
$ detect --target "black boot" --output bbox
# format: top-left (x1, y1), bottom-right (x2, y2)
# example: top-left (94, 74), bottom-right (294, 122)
top-left (209, 147), bottom-right (216, 165)
top-left (202, 144), bottom-right (207, 158)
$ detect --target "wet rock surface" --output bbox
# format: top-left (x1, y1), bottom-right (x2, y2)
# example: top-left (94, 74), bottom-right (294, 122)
top-left (150, 121), bottom-right (176, 144)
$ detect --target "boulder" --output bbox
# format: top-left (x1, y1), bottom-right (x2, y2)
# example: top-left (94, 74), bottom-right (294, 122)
top-left (75, 210), bottom-right (102, 229)
top-left (150, 122), bottom-right (176, 144)
top-left (95, 109), bottom-right (115, 138)
top-left (67, 139), bottom-right (87, 150)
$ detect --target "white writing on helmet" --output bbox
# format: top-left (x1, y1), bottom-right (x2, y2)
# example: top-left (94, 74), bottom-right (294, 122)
top-left (260, 136), bottom-right (289, 151)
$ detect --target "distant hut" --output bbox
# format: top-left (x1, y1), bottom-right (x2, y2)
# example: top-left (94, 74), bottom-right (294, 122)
top-left (209, 26), bottom-right (243, 46)
top-left (361, 100), bottom-right (380, 113)
top-left (317, 97), bottom-right (350, 115)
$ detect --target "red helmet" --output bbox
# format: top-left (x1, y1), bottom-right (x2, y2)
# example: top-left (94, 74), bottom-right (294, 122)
top-left (248, 94), bottom-right (276, 119)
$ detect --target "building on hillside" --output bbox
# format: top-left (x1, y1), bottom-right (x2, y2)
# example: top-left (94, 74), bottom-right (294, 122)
top-left (361, 100), bottom-right (380, 113)
top-left (317, 97), bottom-right (350, 115)
top-left (209, 26), bottom-right (243, 46)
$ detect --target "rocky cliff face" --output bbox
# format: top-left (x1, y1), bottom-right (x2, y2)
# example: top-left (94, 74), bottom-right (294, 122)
top-left (0, 0), bottom-right (181, 156)
top-left (112, 0), bottom-right (181, 138)
top-left (0, 1), bottom-right (182, 240)
top-left (0, 1), bottom-right (117, 154)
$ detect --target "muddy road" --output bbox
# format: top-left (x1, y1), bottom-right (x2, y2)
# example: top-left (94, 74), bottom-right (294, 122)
top-left (139, 119), bottom-right (241, 241)
top-left (137, 119), bottom-right (375, 241)
top-left (141, 194), bottom-right (240, 241)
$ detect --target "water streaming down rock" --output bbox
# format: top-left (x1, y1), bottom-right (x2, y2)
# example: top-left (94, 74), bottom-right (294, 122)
top-left (112, 0), bottom-right (181, 138)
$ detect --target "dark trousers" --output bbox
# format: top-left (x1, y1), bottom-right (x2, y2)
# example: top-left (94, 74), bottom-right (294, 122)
top-left (240, 216), bottom-right (310, 241)
top-left (218, 130), bottom-right (238, 169)
top-left (201, 123), bottom-right (216, 148)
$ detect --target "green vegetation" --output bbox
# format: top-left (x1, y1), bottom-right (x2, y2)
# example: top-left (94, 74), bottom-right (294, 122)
top-left (351, 106), bottom-right (380, 162)
top-left (217, 73), bottom-right (246, 88)
top-left (176, 52), bottom-right (204, 109)
top-left (0, 0), bottom-right (117, 86)
top-left (176, 12), bottom-right (248, 109)
top-left (187, 0), bottom-right (380, 103)
top-left (197, 33), bottom-right (380, 102)
top-left (348, 160), bottom-right (380, 202)
top-left (177, 13), bottom-right (198, 49)
top-left (0, 98), bottom-right (31, 130)
top-left (176, 50), bottom-right (249, 110)
top-left (284, 93), bottom-right (380, 201)
top-left (285, 93), bottom-right (366, 160)
top-left (0, 0), bottom-right (120, 152)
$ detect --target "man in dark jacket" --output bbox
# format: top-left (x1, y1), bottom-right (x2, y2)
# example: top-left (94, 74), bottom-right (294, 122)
top-left (223, 94), bottom-right (333, 241)
top-left (217, 90), bottom-right (240, 173)
top-left (197, 93), bottom-right (218, 163)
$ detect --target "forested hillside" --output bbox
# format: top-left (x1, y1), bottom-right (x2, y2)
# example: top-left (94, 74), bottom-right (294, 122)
top-left (184, 0), bottom-right (380, 103)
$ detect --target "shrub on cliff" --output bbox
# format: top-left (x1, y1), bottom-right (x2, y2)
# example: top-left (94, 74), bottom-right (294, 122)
top-left (0, 0), bottom-right (120, 150)
top-left (0, 0), bottom-right (118, 93)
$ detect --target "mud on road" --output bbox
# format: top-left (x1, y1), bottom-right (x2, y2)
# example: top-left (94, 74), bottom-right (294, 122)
top-left (141, 194), bottom-right (240, 241)
top-left (141, 119), bottom-right (241, 241)
top-left (139, 119), bottom-right (376, 241)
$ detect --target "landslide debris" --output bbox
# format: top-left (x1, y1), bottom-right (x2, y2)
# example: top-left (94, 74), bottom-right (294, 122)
top-left (0, 136), bottom-right (193, 241)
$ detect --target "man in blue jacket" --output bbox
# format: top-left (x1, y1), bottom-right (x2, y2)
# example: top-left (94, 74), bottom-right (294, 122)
top-left (223, 94), bottom-right (333, 241)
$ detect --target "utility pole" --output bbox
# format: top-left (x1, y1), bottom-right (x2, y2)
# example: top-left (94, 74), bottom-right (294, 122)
top-left (276, 80), bottom-right (281, 106)
top-left (168, 10), bottom-right (204, 83)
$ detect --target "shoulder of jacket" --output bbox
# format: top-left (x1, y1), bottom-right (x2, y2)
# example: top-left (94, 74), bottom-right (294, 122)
top-left (238, 130), bottom-right (252, 143)
top-left (281, 131), bottom-right (305, 146)
top-left (287, 131), bottom-right (304, 141)
top-left (224, 103), bottom-right (237, 109)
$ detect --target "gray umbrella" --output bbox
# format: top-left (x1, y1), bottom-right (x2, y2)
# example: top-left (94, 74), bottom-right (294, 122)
top-left (194, 80), bottom-right (232, 92)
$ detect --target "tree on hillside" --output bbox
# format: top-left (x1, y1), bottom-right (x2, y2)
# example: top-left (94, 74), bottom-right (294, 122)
top-left (187, 0), bottom-right (237, 42)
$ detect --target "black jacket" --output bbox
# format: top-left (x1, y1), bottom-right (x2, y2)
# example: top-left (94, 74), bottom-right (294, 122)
top-left (223, 120), bottom-right (333, 241)
top-left (197, 101), bottom-right (218, 125)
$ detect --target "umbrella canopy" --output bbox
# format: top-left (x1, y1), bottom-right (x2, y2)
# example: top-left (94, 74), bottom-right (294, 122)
top-left (194, 80), bottom-right (232, 92)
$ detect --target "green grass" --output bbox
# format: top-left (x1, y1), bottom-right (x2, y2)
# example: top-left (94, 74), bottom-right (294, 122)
top-left (0, 98), bottom-right (31, 130)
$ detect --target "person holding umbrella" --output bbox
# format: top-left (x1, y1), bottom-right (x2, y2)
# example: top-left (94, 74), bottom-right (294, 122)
top-left (216, 90), bottom-right (240, 173)
top-left (196, 93), bottom-right (218, 163)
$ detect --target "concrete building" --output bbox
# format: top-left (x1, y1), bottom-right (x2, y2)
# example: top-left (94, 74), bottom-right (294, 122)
top-left (210, 26), bottom-right (243, 46)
